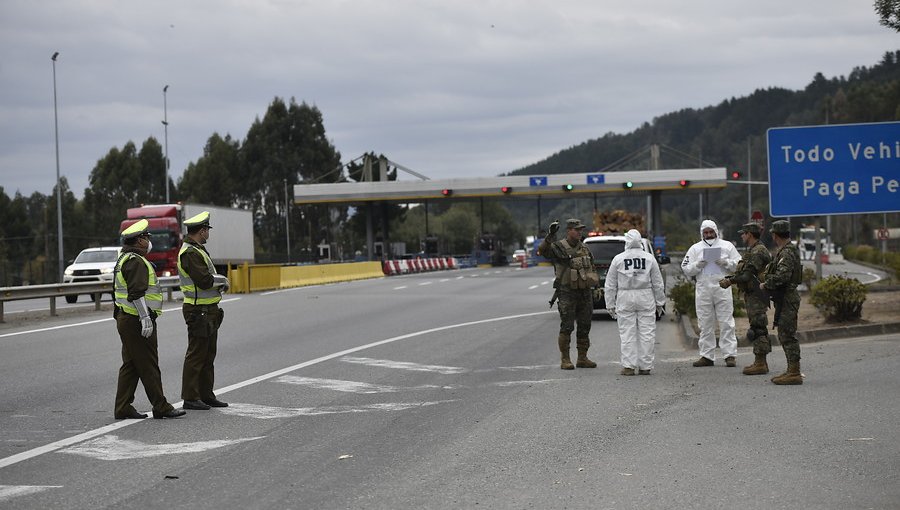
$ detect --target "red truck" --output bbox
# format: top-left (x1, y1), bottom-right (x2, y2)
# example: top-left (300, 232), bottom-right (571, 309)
top-left (119, 203), bottom-right (254, 277)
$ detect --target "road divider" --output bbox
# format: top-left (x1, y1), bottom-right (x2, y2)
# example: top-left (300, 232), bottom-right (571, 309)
top-left (382, 257), bottom-right (459, 275)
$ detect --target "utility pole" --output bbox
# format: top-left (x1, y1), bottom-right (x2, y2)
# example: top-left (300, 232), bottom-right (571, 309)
top-left (284, 179), bottom-right (291, 263)
top-left (51, 51), bottom-right (64, 282)
top-left (163, 85), bottom-right (170, 203)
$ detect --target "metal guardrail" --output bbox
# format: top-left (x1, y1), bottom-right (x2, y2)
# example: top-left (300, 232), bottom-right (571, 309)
top-left (0, 277), bottom-right (180, 323)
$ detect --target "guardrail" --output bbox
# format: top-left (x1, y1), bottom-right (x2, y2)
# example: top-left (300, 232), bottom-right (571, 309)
top-left (0, 277), bottom-right (180, 323)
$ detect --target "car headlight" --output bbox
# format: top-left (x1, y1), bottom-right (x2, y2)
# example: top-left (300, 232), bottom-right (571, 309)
top-left (100, 267), bottom-right (114, 274)
top-left (64, 267), bottom-right (74, 276)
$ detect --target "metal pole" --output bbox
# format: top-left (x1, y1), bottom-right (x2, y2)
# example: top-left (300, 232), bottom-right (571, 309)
top-left (163, 85), bottom-right (170, 203)
top-left (51, 52), bottom-right (64, 283)
top-left (747, 137), bottom-right (752, 222)
top-left (284, 179), bottom-right (291, 263)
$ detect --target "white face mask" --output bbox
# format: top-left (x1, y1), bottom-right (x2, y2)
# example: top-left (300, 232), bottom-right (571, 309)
top-left (146, 240), bottom-right (153, 253)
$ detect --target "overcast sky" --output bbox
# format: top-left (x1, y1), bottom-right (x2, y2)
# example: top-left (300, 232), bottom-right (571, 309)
top-left (1, 0), bottom-right (896, 199)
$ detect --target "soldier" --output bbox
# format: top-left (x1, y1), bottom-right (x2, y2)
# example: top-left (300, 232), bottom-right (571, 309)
top-left (719, 223), bottom-right (773, 375)
top-left (538, 218), bottom-right (599, 370)
top-left (179, 211), bottom-right (231, 410)
top-left (761, 219), bottom-right (804, 385)
top-left (113, 219), bottom-right (185, 420)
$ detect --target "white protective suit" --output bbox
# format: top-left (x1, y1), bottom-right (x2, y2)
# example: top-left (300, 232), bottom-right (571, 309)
top-left (680, 219), bottom-right (742, 361)
top-left (604, 230), bottom-right (667, 371)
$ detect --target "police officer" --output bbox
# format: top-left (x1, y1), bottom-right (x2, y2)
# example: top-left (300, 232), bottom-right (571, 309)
top-left (179, 211), bottom-right (230, 410)
top-left (720, 223), bottom-right (773, 375)
top-left (761, 219), bottom-right (804, 385)
top-left (537, 218), bottom-right (598, 370)
top-left (114, 219), bottom-right (185, 420)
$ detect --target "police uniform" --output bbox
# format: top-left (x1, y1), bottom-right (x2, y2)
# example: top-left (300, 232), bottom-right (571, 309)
top-left (721, 223), bottom-right (773, 375)
top-left (179, 211), bottom-right (230, 409)
top-left (537, 218), bottom-right (598, 370)
top-left (114, 219), bottom-right (184, 420)
top-left (763, 220), bottom-right (803, 385)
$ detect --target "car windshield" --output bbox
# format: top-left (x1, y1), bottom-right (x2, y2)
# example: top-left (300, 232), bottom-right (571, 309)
top-left (74, 250), bottom-right (118, 264)
top-left (586, 241), bottom-right (625, 264)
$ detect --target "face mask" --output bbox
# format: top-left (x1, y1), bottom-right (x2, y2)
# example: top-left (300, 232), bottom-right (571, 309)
top-left (146, 240), bottom-right (153, 253)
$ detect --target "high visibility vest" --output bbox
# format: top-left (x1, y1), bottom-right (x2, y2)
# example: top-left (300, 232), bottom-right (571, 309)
top-left (178, 242), bottom-right (221, 305)
top-left (114, 252), bottom-right (163, 315)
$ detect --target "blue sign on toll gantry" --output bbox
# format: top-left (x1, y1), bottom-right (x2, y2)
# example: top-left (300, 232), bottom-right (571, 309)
top-left (767, 121), bottom-right (900, 216)
top-left (586, 174), bottom-right (605, 184)
top-left (529, 176), bottom-right (548, 187)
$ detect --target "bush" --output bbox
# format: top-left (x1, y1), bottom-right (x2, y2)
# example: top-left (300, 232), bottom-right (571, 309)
top-left (802, 267), bottom-right (816, 289)
top-left (809, 275), bottom-right (867, 323)
top-left (668, 277), bottom-right (696, 318)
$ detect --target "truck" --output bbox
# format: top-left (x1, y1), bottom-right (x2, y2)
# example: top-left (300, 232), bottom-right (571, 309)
top-left (119, 203), bottom-right (254, 276)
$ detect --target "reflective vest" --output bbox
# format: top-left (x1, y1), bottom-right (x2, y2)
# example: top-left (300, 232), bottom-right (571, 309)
top-left (178, 242), bottom-right (221, 305)
top-left (114, 252), bottom-right (163, 315)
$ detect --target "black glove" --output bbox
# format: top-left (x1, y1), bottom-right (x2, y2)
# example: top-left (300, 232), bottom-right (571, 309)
top-left (548, 220), bottom-right (560, 235)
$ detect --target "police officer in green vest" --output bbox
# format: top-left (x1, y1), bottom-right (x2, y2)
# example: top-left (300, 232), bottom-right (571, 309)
top-left (114, 219), bottom-right (185, 419)
top-left (179, 211), bottom-right (230, 410)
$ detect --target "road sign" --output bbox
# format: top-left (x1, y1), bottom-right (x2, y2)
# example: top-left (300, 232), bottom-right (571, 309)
top-left (767, 121), bottom-right (900, 216)
top-left (529, 176), bottom-right (548, 187)
top-left (586, 174), bottom-right (605, 184)
top-left (877, 228), bottom-right (890, 240)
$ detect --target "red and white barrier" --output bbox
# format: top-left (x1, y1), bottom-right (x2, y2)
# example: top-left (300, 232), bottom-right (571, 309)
top-left (382, 257), bottom-right (460, 276)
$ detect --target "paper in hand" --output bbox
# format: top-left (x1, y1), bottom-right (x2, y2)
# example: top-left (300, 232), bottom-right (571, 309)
top-left (702, 247), bottom-right (723, 274)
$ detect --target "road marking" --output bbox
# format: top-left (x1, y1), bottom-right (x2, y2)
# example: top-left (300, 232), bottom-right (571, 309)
top-left (217, 401), bottom-right (456, 419)
top-left (528, 285), bottom-right (539, 290)
top-left (418, 281), bottom-right (433, 286)
top-left (0, 485), bottom-right (63, 503)
top-left (492, 379), bottom-right (566, 387)
top-left (341, 356), bottom-right (466, 374)
top-left (541, 281), bottom-right (550, 285)
top-left (497, 364), bottom-right (558, 371)
top-left (393, 286), bottom-right (408, 290)
top-left (60, 434), bottom-right (264, 461)
top-left (440, 278), bottom-right (450, 282)
top-left (0, 298), bottom-right (242, 339)
top-left (0, 309), bottom-right (553, 470)
top-left (274, 375), bottom-right (445, 393)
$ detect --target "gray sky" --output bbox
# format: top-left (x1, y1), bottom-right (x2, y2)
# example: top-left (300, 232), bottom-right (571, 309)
top-left (1, 0), bottom-right (896, 199)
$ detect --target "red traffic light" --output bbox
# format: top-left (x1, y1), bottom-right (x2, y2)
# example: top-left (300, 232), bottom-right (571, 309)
top-left (501, 186), bottom-right (512, 194)
top-left (679, 179), bottom-right (690, 187)
top-left (441, 189), bottom-right (452, 196)
top-left (731, 171), bottom-right (742, 179)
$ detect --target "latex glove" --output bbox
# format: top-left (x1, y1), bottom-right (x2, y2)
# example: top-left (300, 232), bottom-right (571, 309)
top-left (548, 220), bottom-right (560, 235)
top-left (715, 258), bottom-right (728, 268)
top-left (213, 274), bottom-right (230, 293)
top-left (696, 260), bottom-right (708, 269)
top-left (607, 307), bottom-right (617, 320)
top-left (656, 305), bottom-right (666, 319)
top-left (719, 278), bottom-right (732, 289)
top-left (139, 317), bottom-right (154, 338)
top-left (132, 297), bottom-right (154, 338)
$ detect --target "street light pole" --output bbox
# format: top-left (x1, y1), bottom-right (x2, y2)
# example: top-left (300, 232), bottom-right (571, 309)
top-left (284, 179), bottom-right (291, 263)
top-left (51, 52), bottom-right (64, 282)
top-left (162, 85), bottom-right (170, 203)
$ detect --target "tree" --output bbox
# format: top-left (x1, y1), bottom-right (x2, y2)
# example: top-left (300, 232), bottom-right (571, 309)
top-left (875, 0), bottom-right (900, 31)
top-left (178, 133), bottom-right (240, 206)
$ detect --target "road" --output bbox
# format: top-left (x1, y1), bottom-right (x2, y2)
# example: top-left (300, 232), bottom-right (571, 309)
top-left (1, 265), bottom-right (898, 509)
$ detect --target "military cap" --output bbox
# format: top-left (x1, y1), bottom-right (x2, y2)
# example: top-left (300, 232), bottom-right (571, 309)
top-left (738, 222), bottom-right (761, 236)
top-left (565, 218), bottom-right (587, 230)
top-left (121, 219), bottom-right (151, 240)
top-left (184, 211), bottom-right (212, 230)
top-left (770, 220), bottom-right (790, 234)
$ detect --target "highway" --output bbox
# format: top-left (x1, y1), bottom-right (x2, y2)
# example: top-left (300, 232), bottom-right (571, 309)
top-left (1, 265), bottom-right (898, 509)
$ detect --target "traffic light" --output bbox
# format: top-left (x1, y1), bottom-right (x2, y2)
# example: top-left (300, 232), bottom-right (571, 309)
top-left (622, 181), bottom-right (634, 190)
top-left (679, 179), bottom-right (690, 187)
top-left (441, 189), bottom-right (452, 196)
top-left (562, 184), bottom-right (574, 191)
top-left (730, 170), bottom-right (742, 180)
top-left (501, 186), bottom-right (512, 194)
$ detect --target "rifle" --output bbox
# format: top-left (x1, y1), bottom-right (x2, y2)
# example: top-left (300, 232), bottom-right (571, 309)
top-left (769, 287), bottom-right (786, 326)
top-left (549, 289), bottom-right (559, 309)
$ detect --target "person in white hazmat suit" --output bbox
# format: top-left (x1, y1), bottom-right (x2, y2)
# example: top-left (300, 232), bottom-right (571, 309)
top-left (680, 219), bottom-right (742, 367)
top-left (604, 229), bottom-right (667, 375)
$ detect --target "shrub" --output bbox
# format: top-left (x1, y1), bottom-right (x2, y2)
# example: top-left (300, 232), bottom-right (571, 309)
top-left (668, 277), bottom-right (696, 318)
top-left (809, 275), bottom-right (867, 323)
top-left (802, 267), bottom-right (816, 289)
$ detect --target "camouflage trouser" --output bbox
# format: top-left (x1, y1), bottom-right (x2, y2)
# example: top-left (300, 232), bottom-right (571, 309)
top-left (774, 289), bottom-right (802, 362)
top-left (744, 292), bottom-right (771, 356)
top-left (557, 288), bottom-right (592, 342)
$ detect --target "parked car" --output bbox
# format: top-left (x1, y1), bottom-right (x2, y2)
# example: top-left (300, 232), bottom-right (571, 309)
top-left (62, 246), bottom-right (121, 303)
top-left (582, 234), bottom-right (670, 310)
top-left (512, 249), bottom-right (527, 263)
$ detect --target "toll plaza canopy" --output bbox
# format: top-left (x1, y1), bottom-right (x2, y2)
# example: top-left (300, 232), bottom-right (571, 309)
top-left (292, 168), bottom-right (728, 204)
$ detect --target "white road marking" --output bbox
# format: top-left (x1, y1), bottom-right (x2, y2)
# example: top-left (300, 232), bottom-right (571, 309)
top-left (492, 379), bottom-right (566, 387)
top-left (439, 279), bottom-right (450, 282)
top-left (497, 364), bottom-right (558, 371)
top-left (393, 286), bottom-right (408, 290)
top-left (418, 281), bottom-right (433, 286)
top-left (218, 401), bottom-right (456, 419)
top-left (274, 375), bottom-right (444, 393)
top-left (0, 309), bottom-right (554, 470)
top-left (0, 297), bottom-right (242, 339)
top-left (341, 356), bottom-right (466, 374)
top-left (60, 434), bottom-right (264, 461)
top-left (0, 485), bottom-right (62, 503)
top-left (541, 281), bottom-right (550, 285)
top-left (456, 276), bottom-right (464, 280)
top-left (528, 285), bottom-right (539, 290)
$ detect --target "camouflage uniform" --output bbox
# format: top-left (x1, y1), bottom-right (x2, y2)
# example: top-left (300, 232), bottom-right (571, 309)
top-left (538, 219), bottom-right (598, 369)
top-left (729, 241), bottom-right (772, 356)
top-left (764, 234), bottom-right (802, 364)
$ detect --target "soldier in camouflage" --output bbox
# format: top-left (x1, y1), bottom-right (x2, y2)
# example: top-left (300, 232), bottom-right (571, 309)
top-left (720, 223), bottom-right (773, 375)
top-left (538, 218), bottom-right (599, 370)
top-left (761, 219), bottom-right (804, 385)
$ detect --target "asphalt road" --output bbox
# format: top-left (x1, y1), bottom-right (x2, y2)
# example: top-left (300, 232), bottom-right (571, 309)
top-left (1, 265), bottom-right (898, 509)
